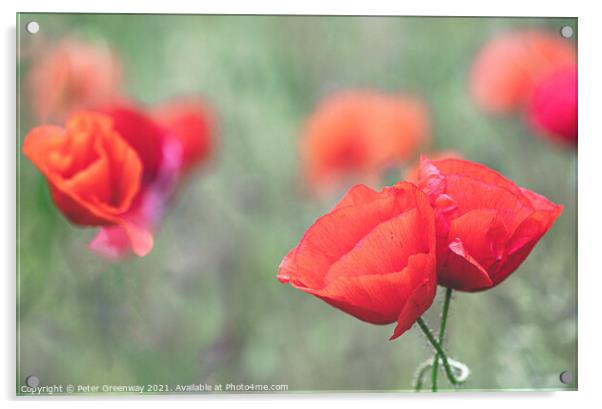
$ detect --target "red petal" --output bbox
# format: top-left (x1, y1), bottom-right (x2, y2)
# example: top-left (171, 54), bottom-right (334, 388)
top-left (519, 187), bottom-right (562, 212)
top-left (279, 185), bottom-right (418, 289)
top-left (152, 98), bottom-right (215, 172)
top-left (447, 209), bottom-right (509, 271)
top-left (103, 105), bottom-right (168, 183)
top-left (391, 277), bottom-right (436, 339)
top-left (89, 221), bottom-right (153, 259)
top-left (491, 204), bottom-right (563, 285)
top-left (89, 225), bottom-right (132, 259)
top-left (439, 238), bottom-right (493, 292)
top-left (302, 253), bottom-right (435, 327)
top-left (23, 114), bottom-right (142, 226)
top-left (324, 209), bottom-right (427, 285)
top-left (431, 159), bottom-right (532, 231)
top-left (278, 182), bottom-right (437, 337)
top-left (423, 157), bottom-right (524, 198)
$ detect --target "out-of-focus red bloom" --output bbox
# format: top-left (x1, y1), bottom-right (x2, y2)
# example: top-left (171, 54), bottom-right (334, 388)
top-left (86, 103), bottom-right (183, 259)
top-left (417, 157), bottom-right (563, 292)
top-left (405, 150), bottom-right (462, 183)
top-left (301, 91), bottom-right (429, 189)
top-left (23, 112), bottom-right (153, 256)
top-left (24, 98), bottom-right (217, 259)
top-left (471, 31), bottom-right (576, 113)
top-left (152, 98), bottom-right (216, 173)
top-left (90, 100), bottom-right (216, 259)
top-left (527, 67), bottom-right (577, 146)
top-left (26, 38), bottom-right (122, 122)
top-left (278, 182), bottom-right (437, 340)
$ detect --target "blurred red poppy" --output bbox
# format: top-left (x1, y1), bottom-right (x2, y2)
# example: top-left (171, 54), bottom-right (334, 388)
top-left (301, 91), bottom-right (429, 189)
top-left (527, 67), bottom-right (577, 146)
top-left (152, 98), bottom-right (216, 173)
top-left (278, 182), bottom-right (437, 340)
top-left (471, 30), bottom-right (575, 113)
top-left (26, 38), bottom-right (122, 122)
top-left (90, 101), bottom-right (215, 259)
top-left (24, 99), bottom-right (216, 259)
top-left (23, 112), bottom-right (152, 256)
top-left (417, 157), bottom-right (563, 292)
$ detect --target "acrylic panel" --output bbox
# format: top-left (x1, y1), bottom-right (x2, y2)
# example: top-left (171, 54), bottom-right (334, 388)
top-left (16, 13), bottom-right (577, 395)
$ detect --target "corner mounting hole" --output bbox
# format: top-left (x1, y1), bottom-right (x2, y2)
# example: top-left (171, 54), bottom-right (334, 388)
top-left (25, 375), bottom-right (39, 387)
top-left (26, 21), bottom-right (40, 34)
top-left (560, 25), bottom-right (574, 39)
top-left (559, 370), bottom-right (573, 384)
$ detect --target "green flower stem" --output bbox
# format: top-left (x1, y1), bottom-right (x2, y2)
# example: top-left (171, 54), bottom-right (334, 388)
top-left (431, 287), bottom-right (453, 392)
top-left (416, 317), bottom-right (462, 387)
top-left (413, 358), bottom-right (433, 391)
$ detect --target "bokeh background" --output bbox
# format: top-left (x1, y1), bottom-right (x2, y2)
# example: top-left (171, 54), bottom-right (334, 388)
top-left (17, 14), bottom-right (577, 392)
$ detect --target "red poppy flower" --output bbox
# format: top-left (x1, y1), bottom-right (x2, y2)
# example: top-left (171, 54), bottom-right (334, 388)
top-left (24, 97), bottom-right (217, 259)
top-left (301, 91), bottom-right (429, 189)
top-left (22, 112), bottom-right (152, 256)
top-left (87, 103), bottom-right (187, 259)
top-left (26, 38), bottom-right (122, 122)
top-left (471, 31), bottom-right (576, 113)
top-left (527, 66), bottom-right (577, 146)
top-left (417, 157), bottom-right (563, 292)
top-left (152, 98), bottom-right (216, 173)
top-left (278, 182), bottom-right (437, 340)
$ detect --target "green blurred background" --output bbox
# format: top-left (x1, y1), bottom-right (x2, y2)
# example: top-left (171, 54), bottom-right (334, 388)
top-left (17, 14), bottom-right (577, 393)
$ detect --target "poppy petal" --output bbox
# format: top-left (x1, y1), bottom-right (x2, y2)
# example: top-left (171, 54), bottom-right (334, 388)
top-left (89, 221), bottom-right (154, 259)
top-left (23, 113), bottom-right (143, 226)
top-left (440, 238), bottom-right (493, 291)
top-left (447, 209), bottom-right (509, 271)
top-left (391, 277), bottom-right (435, 340)
top-left (303, 254), bottom-right (435, 330)
top-left (324, 209), bottom-right (427, 284)
top-left (418, 157), bottom-right (562, 292)
top-left (278, 182), bottom-right (436, 339)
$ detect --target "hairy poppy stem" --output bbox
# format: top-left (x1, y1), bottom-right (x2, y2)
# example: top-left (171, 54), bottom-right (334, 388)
top-left (413, 358), bottom-right (433, 391)
top-left (431, 287), bottom-right (453, 391)
top-left (416, 317), bottom-right (462, 387)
